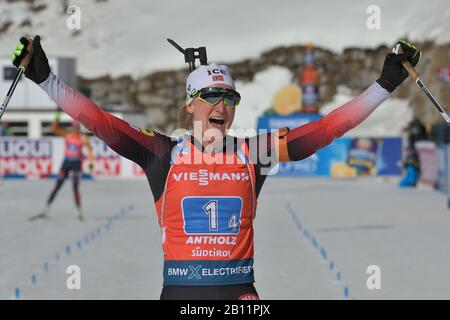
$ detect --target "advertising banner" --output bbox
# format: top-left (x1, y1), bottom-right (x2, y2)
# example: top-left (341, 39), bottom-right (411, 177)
top-left (0, 138), bottom-right (53, 178)
top-left (416, 141), bottom-right (438, 187)
top-left (258, 114), bottom-right (402, 177)
top-left (0, 137), bottom-right (145, 179)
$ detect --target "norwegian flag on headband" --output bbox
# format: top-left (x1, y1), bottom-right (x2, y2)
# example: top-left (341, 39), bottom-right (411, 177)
top-left (212, 75), bottom-right (224, 81)
top-left (437, 67), bottom-right (450, 85)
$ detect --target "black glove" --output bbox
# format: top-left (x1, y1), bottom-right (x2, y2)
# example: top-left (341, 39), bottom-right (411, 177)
top-left (12, 35), bottom-right (50, 84)
top-left (376, 40), bottom-right (421, 93)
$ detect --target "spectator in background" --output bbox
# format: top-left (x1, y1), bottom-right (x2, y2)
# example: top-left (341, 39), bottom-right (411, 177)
top-left (399, 117), bottom-right (426, 188)
top-left (399, 145), bottom-right (421, 187)
top-left (0, 122), bottom-right (11, 183)
top-left (0, 121), bottom-right (12, 136)
top-left (404, 117), bottom-right (427, 147)
top-left (430, 120), bottom-right (450, 145)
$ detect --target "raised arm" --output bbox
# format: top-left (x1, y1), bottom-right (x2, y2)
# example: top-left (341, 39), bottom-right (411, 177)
top-left (285, 82), bottom-right (389, 161)
top-left (51, 111), bottom-right (68, 137)
top-left (39, 72), bottom-right (172, 165)
top-left (11, 36), bottom-right (174, 168)
top-left (278, 40), bottom-right (422, 162)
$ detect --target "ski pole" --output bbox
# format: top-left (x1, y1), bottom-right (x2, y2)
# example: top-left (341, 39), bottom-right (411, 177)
top-left (398, 47), bottom-right (450, 124)
top-left (0, 38), bottom-right (34, 120)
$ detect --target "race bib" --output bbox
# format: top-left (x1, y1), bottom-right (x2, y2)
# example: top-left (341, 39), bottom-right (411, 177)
top-left (182, 196), bottom-right (242, 235)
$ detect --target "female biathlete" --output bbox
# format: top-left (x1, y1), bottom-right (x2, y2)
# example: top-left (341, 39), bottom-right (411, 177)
top-left (12, 36), bottom-right (420, 299)
top-left (29, 110), bottom-right (94, 221)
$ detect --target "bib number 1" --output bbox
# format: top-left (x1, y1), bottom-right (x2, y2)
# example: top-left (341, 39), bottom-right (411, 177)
top-left (182, 197), bottom-right (243, 235)
top-left (203, 200), bottom-right (218, 231)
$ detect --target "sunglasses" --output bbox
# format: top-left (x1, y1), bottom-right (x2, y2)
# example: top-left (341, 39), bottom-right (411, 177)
top-left (191, 88), bottom-right (241, 107)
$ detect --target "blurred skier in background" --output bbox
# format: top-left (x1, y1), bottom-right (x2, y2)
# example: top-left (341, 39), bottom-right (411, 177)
top-left (29, 111), bottom-right (94, 221)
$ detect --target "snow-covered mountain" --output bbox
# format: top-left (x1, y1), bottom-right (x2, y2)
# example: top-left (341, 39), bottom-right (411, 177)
top-left (1, 0), bottom-right (448, 136)
top-left (1, 0), bottom-right (449, 78)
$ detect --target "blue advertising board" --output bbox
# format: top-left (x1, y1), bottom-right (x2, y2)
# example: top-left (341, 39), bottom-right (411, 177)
top-left (257, 114), bottom-right (402, 177)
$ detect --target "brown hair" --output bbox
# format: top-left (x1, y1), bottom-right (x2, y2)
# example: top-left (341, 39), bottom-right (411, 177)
top-left (177, 105), bottom-right (193, 130)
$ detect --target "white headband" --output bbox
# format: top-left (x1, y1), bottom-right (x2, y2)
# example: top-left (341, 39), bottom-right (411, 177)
top-left (185, 63), bottom-right (236, 104)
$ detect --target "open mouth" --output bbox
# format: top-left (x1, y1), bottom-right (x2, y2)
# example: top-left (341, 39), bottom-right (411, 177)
top-left (209, 116), bottom-right (225, 126)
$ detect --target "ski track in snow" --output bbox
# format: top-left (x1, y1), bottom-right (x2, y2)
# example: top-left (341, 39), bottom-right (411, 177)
top-left (1, 177), bottom-right (449, 299)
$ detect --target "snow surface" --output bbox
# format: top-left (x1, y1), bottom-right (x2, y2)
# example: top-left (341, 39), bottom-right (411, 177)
top-left (1, 177), bottom-right (450, 299)
top-left (230, 66), bottom-right (293, 133)
top-left (0, 0), bottom-right (449, 78)
top-left (0, 1), bottom-right (446, 300)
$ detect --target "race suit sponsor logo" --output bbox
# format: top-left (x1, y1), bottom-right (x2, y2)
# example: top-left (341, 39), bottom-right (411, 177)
top-left (173, 169), bottom-right (249, 186)
top-left (164, 259), bottom-right (254, 285)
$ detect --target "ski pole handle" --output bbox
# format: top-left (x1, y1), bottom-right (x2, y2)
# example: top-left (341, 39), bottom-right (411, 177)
top-left (19, 38), bottom-right (34, 71)
top-left (396, 44), bottom-right (419, 81)
top-left (0, 38), bottom-right (34, 120)
top-left (400, 60), bottom-right (419, 82)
